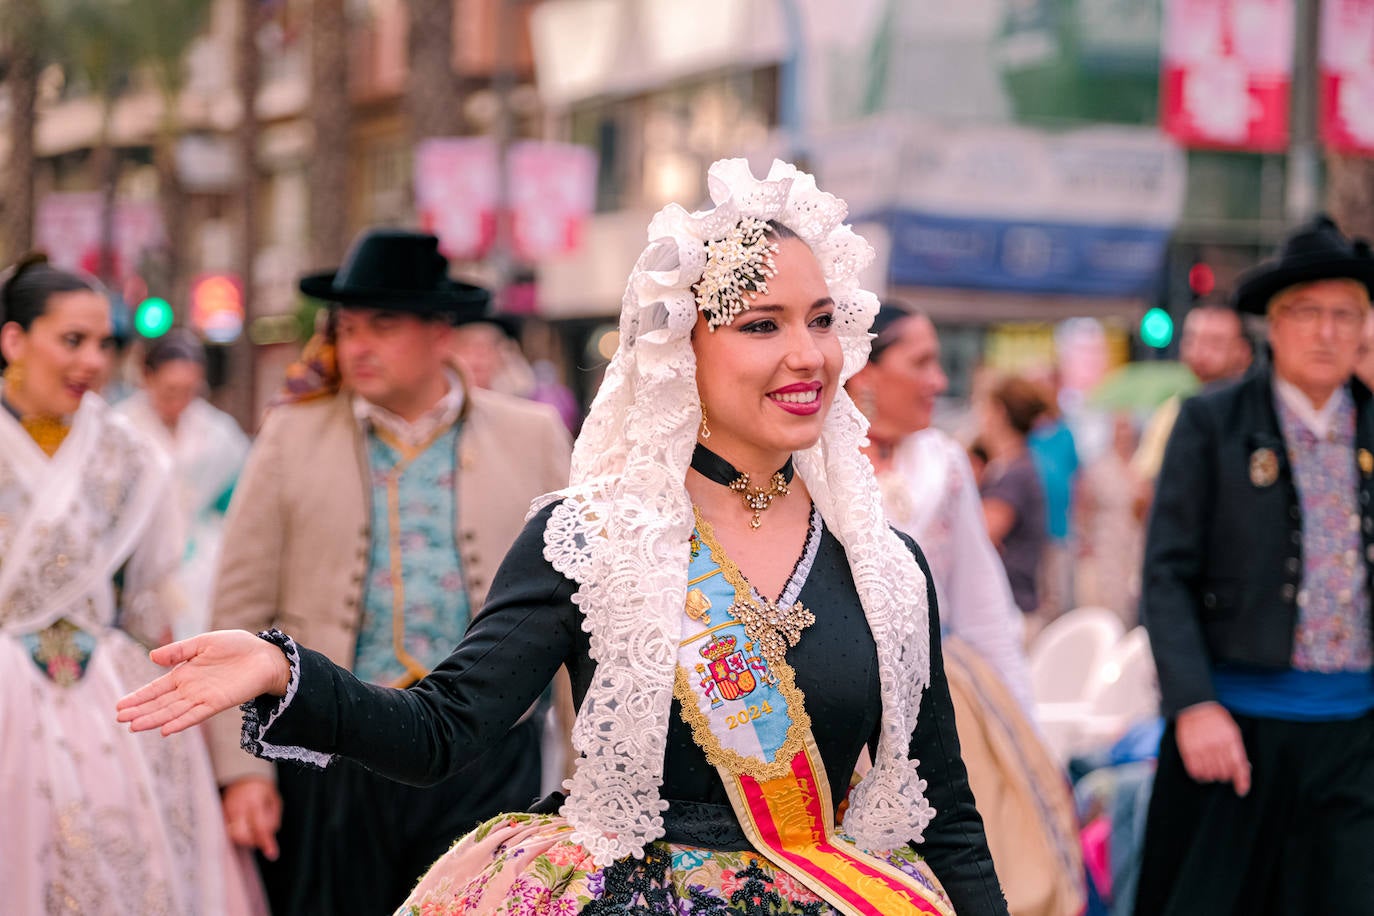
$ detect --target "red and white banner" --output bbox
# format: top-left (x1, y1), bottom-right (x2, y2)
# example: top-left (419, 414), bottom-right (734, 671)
top-left (415, 138), bottom-right (597, 264)
top-left (1319, 0), bottom-right (1374, 155)
top-left (35, 193), bottom-right (166, 286)
top-left (508, 141), bottom-right (597, 262)
top-left (415, 138), bottom-right (501, 261)
top-left (1160, 0), bottom-right (1294, 152)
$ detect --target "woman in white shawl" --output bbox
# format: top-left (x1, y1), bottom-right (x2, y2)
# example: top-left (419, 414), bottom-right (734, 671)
top-left (119, 329), bottom-right (249, 639)
top-left (0, 255), bottom-right (260, 914)
top-left (847, 303), bottom-right (1084, 916)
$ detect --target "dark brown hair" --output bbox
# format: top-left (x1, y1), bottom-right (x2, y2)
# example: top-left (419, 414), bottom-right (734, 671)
top-left (0, 253), bottom-right (96, 369)
top-left (868, 300), bottom-right (931, 364)
top-left (990, 375), bottom-right (1048, 437)
top-left (144, 327), bottom-right (207, 372)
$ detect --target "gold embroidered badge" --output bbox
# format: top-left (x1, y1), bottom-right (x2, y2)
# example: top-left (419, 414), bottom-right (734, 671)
top-left (1249, 447), bottom-right (1279, 488)
top-left (685, 588), bottom-right (713, 625)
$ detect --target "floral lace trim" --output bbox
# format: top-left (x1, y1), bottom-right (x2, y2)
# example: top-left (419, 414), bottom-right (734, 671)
top-left (535, 158), bottom-right (934, 865)
top-left (239, 628), bottom-right (335, 769)
top-left (770, 502), bottom-right (822, 608)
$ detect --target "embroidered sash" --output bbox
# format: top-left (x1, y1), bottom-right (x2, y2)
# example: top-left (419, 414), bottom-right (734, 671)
top-left (674, 513), bottom-right (954, 916)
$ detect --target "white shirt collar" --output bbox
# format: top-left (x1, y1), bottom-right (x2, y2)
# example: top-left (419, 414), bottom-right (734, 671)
top-left (353, 369), bottom-right (465, 447)
top-left (1274, 375), bottom-right (1344, 441)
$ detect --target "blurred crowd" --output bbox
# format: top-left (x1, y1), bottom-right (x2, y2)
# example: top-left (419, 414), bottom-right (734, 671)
top-left (6, 206), bottom-right (1374, 916)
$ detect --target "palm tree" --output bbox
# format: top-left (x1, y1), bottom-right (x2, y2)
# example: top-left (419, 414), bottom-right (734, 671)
top-left (407, 0), bottom-right (463, 145)
top-left (55, 0), bottom-right (137, 284)
top-left (0, 0), bottom-right (43, 260)
top-left (126, 0), bottom-right (215, 313)
top-left (228, 0), bottom-right (266, 429)
top-left (309, 0), bottom-right (351, 269)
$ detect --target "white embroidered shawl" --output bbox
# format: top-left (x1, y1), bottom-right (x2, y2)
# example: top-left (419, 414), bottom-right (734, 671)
top-left (0, 389), bottom-right (178, 643)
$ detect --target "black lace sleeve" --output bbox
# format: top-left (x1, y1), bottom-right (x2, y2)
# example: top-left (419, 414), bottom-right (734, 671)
top-left (239, 629), bottom-right (337, 768)
top-left (246, 504), bottom-right (584, 785)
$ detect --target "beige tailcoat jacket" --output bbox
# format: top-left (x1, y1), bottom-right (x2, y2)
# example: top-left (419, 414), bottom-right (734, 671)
top-left (205, 385), bottom-right (571, 786)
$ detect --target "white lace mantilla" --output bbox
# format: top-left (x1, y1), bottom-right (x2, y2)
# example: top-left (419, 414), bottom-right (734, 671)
top-left (534, 159), bottom-right (935, 866)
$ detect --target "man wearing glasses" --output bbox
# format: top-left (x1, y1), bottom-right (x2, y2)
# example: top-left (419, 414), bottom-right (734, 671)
top-left (1137, 215), bottom-right (1374, 915)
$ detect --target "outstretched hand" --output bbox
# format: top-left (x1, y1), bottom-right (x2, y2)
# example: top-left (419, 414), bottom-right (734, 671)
top-left (116, 630), bottom-right (292, 736)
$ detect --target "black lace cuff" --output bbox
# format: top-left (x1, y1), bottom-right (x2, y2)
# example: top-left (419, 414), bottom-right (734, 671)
top-left (238, 628), bottom-right (335, 769)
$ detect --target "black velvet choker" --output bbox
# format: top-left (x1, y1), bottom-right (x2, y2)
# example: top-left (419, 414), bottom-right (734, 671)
top-left (690, 443), bottom-right (795, 529)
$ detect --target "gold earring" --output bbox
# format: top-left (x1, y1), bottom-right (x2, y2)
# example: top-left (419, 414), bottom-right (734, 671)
top-left (859, 387), bottom-right (877, 420)
top-left (699, 401), bottom-right (711, 439)
top-left (849, 382), bottom-right (876, 420)
top-left (3, 361), bottom-right (24, 396)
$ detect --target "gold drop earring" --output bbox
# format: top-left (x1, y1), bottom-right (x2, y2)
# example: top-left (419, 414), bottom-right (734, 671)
top-left (855, 384), bottom-right (877, 421)
top-left (3, 360), bottom-right (25, 396)
top-left (699, 401), bottom-right (711, 439)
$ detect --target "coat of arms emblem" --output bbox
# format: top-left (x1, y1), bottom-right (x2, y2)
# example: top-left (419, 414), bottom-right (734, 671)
top-left (696, 634), bottom-right (771, 708)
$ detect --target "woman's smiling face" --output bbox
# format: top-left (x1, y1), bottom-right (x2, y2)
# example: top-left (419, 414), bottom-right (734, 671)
top-left (1, 289), bottom-right (113, 417)
top-left (692, 236), bottom-right (842, 470)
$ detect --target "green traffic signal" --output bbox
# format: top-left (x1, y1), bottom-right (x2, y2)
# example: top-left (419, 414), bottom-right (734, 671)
top-left (135, 297), bottom-right (174, 338)
top-left (1140, 307), bottom-right (1174, 349)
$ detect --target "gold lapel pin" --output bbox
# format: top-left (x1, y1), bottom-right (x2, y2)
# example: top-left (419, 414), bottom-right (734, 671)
top-left (1249, 447), bottom-right (1279, 488)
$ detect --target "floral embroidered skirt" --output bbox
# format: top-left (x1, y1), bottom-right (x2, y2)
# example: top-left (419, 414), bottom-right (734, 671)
top-left (397, 812), bottom-right (951, 915)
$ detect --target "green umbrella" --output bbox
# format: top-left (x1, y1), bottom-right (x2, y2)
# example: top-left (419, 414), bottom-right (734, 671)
top-left (1089, 360), bottom-right (1200, 411)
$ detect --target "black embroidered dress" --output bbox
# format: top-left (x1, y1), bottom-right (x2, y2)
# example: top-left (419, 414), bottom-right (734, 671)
top-left (243, 505), bottom-right (1008, 916)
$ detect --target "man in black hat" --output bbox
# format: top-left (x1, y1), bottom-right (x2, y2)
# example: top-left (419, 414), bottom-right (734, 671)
top-left (1136, 215), bottom-right (1374, 915)
top-left (204, 229), bottom-right (572, 914)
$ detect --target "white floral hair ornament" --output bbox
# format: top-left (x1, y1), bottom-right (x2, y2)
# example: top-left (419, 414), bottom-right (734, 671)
top-left (532, 158), bottom-right (935, 866)
top-left (695, 216), bottom-right (779, 330)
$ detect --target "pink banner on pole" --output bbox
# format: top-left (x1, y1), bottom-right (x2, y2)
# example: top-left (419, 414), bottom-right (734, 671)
top-left (1160, 0), bottom-right (1294, 152)
top-left (508, 141), bottom-right (597, 262)
top-left (1319, 0), bottom-right (1374, 155)
top-left (415, 137), bottom-right (500, 261)
top-left (35, 193), bottom-right (166, 285)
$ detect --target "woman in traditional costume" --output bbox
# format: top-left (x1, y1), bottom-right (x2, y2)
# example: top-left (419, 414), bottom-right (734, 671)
top-left (119, 160), bottom-right (1009, 915)
top-left (0, 255), bottom-right (261, 913)
top-left (118, 329), bottom-right (249, 640)
top-left (847, 304), bottom-right (1084, 916)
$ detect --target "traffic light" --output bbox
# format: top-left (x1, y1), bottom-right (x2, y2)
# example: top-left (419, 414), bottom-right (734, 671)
top-left (1188, 262), bottom-right (1216, 298)
top-left (134, 297), bottom-right (174, 338)
top-left (190, 273), bottom-right (244, 343)
top-left (1140, 307), bottom-right (1174, 349)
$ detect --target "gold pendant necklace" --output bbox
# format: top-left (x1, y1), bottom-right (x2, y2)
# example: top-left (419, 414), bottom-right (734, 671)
top-left (691, 443), bottom-right (795, 529)
top-left (728, 471), bottom-right (791, 529)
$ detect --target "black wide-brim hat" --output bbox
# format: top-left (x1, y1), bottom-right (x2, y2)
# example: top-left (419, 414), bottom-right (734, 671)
top-left (299, 228), bottom-right (491, 323)
top-left (1233, 214), bottom-right (1374, 315)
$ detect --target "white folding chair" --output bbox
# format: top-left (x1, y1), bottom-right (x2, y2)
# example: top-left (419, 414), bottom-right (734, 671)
top-left (1075, 627), bottom-right (1160, 748)
top-left (1030, 606), bottom-right (1126, 761)
top-left (1029, 606), bottom-right (1125, 705)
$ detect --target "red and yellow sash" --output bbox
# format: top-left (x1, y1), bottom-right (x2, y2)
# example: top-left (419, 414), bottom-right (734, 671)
top-left (678, 513), bottom-right (954, 916)
top-left (726, 739), bottom-right (953, 916)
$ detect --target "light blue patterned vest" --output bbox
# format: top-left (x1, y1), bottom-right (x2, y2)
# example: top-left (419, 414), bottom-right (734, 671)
top-left (353, 423), bottom-right (472, 686)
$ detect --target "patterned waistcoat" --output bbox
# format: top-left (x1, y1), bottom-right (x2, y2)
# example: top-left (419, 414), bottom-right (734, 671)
top-left (1278, 391), bottom-right (1374, 672)
top-left (353, 423), bottom-right (471, 686)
